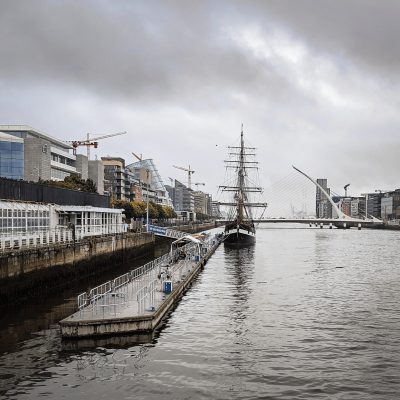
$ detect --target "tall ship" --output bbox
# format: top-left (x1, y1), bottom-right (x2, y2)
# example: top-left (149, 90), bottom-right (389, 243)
top-left (219, 125), bottom-right (267, 245)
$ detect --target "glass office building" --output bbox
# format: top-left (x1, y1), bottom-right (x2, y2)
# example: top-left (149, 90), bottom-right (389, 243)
top-left (0, 132), bottom-right (24, 180)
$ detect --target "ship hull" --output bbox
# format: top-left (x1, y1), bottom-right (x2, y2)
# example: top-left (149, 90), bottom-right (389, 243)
top-left (223, 229), bottom-right (256, 247)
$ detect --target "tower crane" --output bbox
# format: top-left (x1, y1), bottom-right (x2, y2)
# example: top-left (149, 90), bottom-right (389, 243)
top-left (173, 165), bottom-right (195, 189)
top-left (132, 152), bottom-right (143, 162)
top-left (69, 131), bottom-right (127, 159)
top-left (194, 183), bottom-right (205, 190)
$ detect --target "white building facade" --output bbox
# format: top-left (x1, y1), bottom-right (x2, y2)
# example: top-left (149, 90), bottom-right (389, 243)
top-left (0, 200), bottom-right (126, 251)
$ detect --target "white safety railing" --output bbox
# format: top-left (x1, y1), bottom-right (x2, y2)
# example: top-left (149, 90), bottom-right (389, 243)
top-left (78, 240), bottom-right (200, 318)
top-left (74, 232), bottom-right (224, 319)
top-left (0, 224), bottom-right (128, 252)
top-left (164, 228), bottom-right (187, 239)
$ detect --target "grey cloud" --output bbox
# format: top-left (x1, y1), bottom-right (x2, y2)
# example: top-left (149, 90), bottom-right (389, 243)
top-left (241, 0), bottom-right (400, 79)
top-left (0, 0), bottom-right (297, 108)
top-left (1, 0), bottom-right (400, 201)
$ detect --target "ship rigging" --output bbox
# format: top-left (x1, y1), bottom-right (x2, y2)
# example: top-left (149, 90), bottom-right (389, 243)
top-left (218, 125), bottom-right (267, 245)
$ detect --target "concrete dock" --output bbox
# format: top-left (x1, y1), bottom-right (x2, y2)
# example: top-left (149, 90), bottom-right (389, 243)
top-left (60, 231), bottom-right (222, 338)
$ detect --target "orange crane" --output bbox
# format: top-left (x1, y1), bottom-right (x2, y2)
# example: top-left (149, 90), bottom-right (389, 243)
top-left (173, 164), bottom-right (195, 189)
top-left (69, 131), bottom-right (127, 159)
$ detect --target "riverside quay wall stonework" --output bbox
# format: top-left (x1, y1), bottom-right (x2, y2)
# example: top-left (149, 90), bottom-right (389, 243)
top-left (0, 232), bottom-right (154, 303)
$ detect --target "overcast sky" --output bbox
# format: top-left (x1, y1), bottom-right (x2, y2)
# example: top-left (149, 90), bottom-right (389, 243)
top-left (1, 0), bottom-right (400, 214)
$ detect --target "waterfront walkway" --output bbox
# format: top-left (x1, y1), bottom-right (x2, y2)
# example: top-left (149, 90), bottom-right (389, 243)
top-left (60, 231), bottom-right (222, 338)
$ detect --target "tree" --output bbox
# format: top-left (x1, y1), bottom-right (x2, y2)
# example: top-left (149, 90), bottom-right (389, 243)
top-left (111, 199), bottom-right (134, 220)
top-left (155, 203), bottom-right (166, 219)
top-left (163, 206), bottom-right (176, 219)
top-left (148, 202), bottom-right (158, 219)
top-left (131, 201), bottom-right (147, 219)
top-left (41, 175), bottom-right (97, 193)
top-left (83, 178), bottom-right (97, 193)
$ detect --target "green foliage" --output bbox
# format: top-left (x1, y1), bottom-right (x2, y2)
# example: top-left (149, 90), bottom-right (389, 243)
top-left (131, 201), bottom-right (146, 218)
top-left (118, 201), bottom-right (177, 220)
top-left (163, 206), bottom-right (176, 218)
top-left (41, 175), bottom-right (97, 193)
top-left (83, 178), bottom-right (97, 193)
top-left (111, 199), bottom-right (134, 220)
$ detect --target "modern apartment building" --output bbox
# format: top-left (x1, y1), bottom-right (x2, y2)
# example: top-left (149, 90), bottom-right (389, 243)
top-left (316, 178), bottom-right (332, 218)
top-left (192, 191), bottom-right (213, 216)
top-left (102, 157), bottom-right (128, 200)
top-left (174, 180), bottom-right (195, 212)
top-left (350, 197), bottom-right (366, 218)
top-left (381, 190), bottom-right (400, 220)
top-left (364, 192), bottom-right (383, 219)
top-left (0, 125), bottom-right (105, 194)
top-left (193, 191), bottom-right (208, 215)
top-left (0, 125), bottom-right (77, 182)
top-left (126, 159), bottom-right (173, 207)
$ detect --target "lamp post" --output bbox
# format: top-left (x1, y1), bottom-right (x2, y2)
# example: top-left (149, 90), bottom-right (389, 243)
top-left (146, 169), bottom-right (150, 232)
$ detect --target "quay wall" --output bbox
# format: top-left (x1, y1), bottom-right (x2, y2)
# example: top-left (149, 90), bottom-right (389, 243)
top-left (0, 222), bottom-right (220, 304)
top-left (0, 232), bottom-right (154, 304)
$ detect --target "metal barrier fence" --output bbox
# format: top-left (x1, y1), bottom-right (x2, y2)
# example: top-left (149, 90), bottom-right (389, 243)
top-left (77, 241), bottom-right (199, 317)
top-left (0, 224), bottom-right (127, 252)
top-left (164, 228), bottom-right (187, 239)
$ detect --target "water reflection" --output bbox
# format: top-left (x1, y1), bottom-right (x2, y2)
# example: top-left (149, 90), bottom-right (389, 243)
top-left (61, 332), bottom-right (156, 352)
top-left (0, 242), bottom-right (171, 398)
top-left (2, 229), bottom-right (400, 399)
top-left (222, 245), bottom-right (255, 387)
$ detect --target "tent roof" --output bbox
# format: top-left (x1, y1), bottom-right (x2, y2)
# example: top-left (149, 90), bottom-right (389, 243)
top-left (171, 235), bottom-right (202, 245)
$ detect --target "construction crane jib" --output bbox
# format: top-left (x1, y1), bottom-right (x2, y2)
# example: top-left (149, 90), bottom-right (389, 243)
top-left (173, 165), bottom-right (195, 189)
top-left (69, 131), bottom-right (127, 159)
top-left (132, 152), bottom-right (143, 162)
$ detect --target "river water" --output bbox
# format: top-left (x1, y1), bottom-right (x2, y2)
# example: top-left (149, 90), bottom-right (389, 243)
top-left (1, 226), bottom-right (400, 399)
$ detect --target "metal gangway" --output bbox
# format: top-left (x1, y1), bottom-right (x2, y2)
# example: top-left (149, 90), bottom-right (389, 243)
top-left (75, 236), bottom-right (213, 320)
top-left (146, 224), bottom-right (188, 239)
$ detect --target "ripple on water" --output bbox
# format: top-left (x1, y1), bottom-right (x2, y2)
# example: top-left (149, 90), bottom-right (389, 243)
top-left (1, 228), bottom-right (400, 399)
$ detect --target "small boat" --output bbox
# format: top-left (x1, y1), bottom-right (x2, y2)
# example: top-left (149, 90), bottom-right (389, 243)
top-left (218, 125), bottom-right (267, 246)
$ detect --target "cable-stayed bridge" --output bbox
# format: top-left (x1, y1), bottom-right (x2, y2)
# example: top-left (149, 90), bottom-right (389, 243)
top-left (218, 165), bottom-right (384, 229)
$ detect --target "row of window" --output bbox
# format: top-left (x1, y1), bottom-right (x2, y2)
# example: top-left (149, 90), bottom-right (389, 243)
top-left (0, 209), bottom-right (49, 218)
top-left (0, 218), bottom-right (49, 228)
top-left (4, 131), bottom-right (27, 139)
top-left (0, 142), bottom-right (23, 151)
top-left (70, 213), bottom-right (118, 226)
top-left (0, 152), bottom-right (24, 161)
top-left (51, 153), bottom-right (74, 166)
top-left (0, 160), bottom-right (23, 169)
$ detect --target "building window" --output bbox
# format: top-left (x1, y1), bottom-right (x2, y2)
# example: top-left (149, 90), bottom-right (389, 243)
top-left (0, 140), bottom-right (24, 180)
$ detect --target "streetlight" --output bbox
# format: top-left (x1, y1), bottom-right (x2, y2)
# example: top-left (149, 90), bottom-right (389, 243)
top-left (146, 169), bottom-right (150, 232)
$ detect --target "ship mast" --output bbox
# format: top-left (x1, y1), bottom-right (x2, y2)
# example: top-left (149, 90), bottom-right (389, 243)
top-left (238, 124), bottom-right (245, 222)
top-left (218, 125), bottom-right (267, 221)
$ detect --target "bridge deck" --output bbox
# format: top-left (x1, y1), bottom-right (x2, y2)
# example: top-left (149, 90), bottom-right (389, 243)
top-left (217, 218), bottom-right (382, 225)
